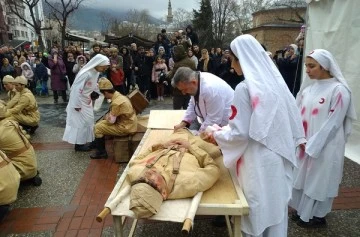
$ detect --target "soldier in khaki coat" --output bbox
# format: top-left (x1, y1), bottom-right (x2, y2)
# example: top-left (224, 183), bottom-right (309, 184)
top-left (127, 128), bottom-right (220, 218)
top-left (0, 150), bottom-right (20, 221)
top-left (0, 104), bottom-right (42, 186)
top-left (90, 78), bottom-right (137, 159)
top-left (0, 75), bottom-right (20, 109)
top-left (3, 76), bottom-right (40, 134)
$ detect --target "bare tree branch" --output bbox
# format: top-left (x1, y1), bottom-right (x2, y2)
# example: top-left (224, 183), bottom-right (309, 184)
top-left (44, 0), bottom-right (87, 48)
top-left (5, 0), bottom-right (52, 50)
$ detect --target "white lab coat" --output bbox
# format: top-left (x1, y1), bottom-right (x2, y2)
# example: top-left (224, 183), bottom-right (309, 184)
top-left (182, 72), bottom-right (234, 132)
top-left (214, 83), bottom-right (293, 236)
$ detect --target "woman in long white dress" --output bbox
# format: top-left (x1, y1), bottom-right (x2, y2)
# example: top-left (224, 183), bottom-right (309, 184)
top-left (62, 54), bottom-right (110, 151)
top-left (207, 34), bottom-right (305, 237)
top-left (289, 49), bottom-right (357, 227)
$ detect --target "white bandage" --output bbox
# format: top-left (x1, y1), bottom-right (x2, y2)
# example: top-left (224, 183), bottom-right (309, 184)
top-left (107, 113), bottom-right (117, 124)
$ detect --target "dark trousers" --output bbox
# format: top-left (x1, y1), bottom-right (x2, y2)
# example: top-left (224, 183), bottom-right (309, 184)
top-left (114, 85), bottom-right (126, 95)
top-left (53, 90), bottom-right (67, 101)
top-left (173, 94), bottom-right (190, 110)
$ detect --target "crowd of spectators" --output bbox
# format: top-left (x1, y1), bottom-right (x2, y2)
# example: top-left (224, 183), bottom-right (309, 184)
top-left (1, 24), bottom-right (305, 104)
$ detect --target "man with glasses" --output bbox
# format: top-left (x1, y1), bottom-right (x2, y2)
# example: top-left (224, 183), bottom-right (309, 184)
top-left (172, 67), bottom-right (234, 133)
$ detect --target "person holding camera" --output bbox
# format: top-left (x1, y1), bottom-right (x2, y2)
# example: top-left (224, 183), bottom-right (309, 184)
top-left (276, 44), bottom-right (301, 96)
top-left (151, 56), bottom-right (168, 101)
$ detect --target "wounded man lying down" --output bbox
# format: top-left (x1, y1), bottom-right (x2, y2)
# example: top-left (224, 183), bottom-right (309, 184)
top-left (127, 128), bottom-right (221, 218)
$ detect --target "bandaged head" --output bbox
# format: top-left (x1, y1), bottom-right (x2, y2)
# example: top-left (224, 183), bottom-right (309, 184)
top-left (13, 76), bottom-right (27, 85)
top-left (98, 77), bottom-right (113, 90)
top-left (3, 75), bottom-right (14, 83)
top-left (129, 183), bottom-right (163, 218)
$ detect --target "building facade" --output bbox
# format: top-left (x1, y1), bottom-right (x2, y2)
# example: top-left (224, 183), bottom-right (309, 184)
top-left (0, 0), bottom-right (46, 49)
top-left (243, 7), bottom-right (306, 54)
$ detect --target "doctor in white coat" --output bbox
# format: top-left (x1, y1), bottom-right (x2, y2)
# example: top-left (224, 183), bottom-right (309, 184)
top-left (63, 54), bottom-right (110, 151)
top-left (208, 35), bottom-right (305, 237)
top-left (290, 49), bottom-right (356, 227)
top-left (172, 67), bottom-right (234, 133)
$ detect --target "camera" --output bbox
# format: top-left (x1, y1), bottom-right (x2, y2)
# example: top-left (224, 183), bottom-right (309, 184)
top-left (158, 70), bottom-right (167, 83)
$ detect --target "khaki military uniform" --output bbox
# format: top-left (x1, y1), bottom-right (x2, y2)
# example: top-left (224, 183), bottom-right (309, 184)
top-left (0, 150), bottom-right (20, 205)
top-left (5, 88), bottom-right (40, 127)
top-left (95, 91), bottom-right (137, 138)
top-left (6, 89), bottom-right (21, 109)
top-left (0, 119), bottom-right (37, 181)
top-left (127, 129), bottom-right (221, 199)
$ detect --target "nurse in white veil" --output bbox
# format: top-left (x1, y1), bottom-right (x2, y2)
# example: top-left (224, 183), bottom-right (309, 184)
top-left (208, 34), bottom-right (305, 237)
top-left (63, 54), bottom-right (110, 151)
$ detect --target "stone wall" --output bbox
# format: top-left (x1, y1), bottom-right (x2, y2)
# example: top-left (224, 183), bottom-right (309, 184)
top-left (252, 7), bottom-right (306, 27)
top-left (243, 7), bottom-right (306, 55)
top-left (244, 27), bottom-right (300, 55)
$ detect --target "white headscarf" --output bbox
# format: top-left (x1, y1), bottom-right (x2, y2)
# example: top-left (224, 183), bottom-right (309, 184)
top-left (230, 34), bottom-right (305, 165)
top-left (75, 54), bottom-right (109, 79)
top-left (297, 49), bottom-right (357, 139)
top-left (71, 54), bottom-right (110, 90)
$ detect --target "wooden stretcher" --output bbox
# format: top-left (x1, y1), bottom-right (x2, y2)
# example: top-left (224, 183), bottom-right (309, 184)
top-left (99, 111), bottom-right (249, 237)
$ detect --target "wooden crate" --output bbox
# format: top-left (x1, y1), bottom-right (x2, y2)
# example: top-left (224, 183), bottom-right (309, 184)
top-left (113, 133), bottom-right (144, 163)
top-left (127, 89), bottom-right (149, 114)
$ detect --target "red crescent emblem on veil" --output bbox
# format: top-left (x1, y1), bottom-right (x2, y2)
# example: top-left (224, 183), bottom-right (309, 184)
top-left (319, 98), bottom-right (325, 104)
top-left (229, 105), bottom-right (237, 120)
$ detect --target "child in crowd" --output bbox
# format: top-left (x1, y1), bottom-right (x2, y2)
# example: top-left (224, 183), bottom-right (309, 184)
top-left (151, 56), bottom-right (168, 101)
top-left (34, 58), bottom-right (49, 96)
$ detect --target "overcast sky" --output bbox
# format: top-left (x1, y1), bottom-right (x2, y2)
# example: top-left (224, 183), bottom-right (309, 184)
top-left (85, 0), bottom-right (200, 19)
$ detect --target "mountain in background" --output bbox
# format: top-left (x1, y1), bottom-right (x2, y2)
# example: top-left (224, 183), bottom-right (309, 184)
top-left (42, 2), bottom-right (165, 31)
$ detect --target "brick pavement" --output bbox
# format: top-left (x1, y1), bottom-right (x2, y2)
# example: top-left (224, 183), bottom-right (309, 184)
top-left (1, 140), bottom-right (360, 236)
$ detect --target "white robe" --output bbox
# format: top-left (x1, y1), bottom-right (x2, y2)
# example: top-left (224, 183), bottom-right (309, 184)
top-left (214, 83), bottom-right (293, 236)
top-left (290, 78), bottom-right (351, 218)
top-left (62, 69), bottom-right (99, 144)
top-left (182, 72), bottom-right (234, 132)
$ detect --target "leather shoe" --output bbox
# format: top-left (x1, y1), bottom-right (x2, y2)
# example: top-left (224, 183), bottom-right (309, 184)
top-left (290, 212), bottom-right (300, 221)
top-left (75, 144), bottom-right (91, 152)
top-left (90, 151), bottom-right (108, 159)
top-left (297, 217), bottom-right (327, 228)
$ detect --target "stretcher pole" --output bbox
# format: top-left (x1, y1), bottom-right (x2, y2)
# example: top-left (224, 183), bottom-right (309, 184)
top-left (96, 185), bottom-right (131, 222)
top-left (181, 192), bottom-right (203, 235)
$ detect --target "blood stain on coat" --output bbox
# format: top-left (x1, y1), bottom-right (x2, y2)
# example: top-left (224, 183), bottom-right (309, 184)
top-left (312, 108), bottom-right (319, 115)
top-left (251, 96), bottom-right (259, 109)
top-left (302, 120), bottom-right (308, 137)
top-left (236, 156), bottom-right (243, 177)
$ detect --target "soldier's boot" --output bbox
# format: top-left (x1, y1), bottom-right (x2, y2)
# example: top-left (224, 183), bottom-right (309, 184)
top-left (29, 125), bottom-right (39, 135)
top-left (88, 140), bottom-right (96, 149)
top-left (0, 205), bottom-right (10, 222)
top-left (31, 171), bottom-right (42, 186)
top-left (90, 137), bottom-right (108, 159)
top-left (75, 144), bottom-right (91, 152)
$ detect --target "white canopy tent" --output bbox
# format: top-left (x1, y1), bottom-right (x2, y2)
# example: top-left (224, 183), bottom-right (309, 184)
top-left (305, 0), bottom-right (360, 164)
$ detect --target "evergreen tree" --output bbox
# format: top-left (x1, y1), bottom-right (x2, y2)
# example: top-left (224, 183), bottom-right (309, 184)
top-left (192, 0), bottom-right (214, 49)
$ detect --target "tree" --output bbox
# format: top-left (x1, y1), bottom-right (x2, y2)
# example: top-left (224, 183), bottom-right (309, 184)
top-left (5, 0), bottom-right (52, 50)
top-left (211, 0), bottom-right (238, 47)
top-left (99, 11), bottom-right (114, 35)
top-left (109, 9), bottom-right (156, 41)
top-left (172, 8), bottom-right (193, 30)
top-left (193, 0), bottom-right (214, 48)
top-left (44, 0), bottom-right (86, 48)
